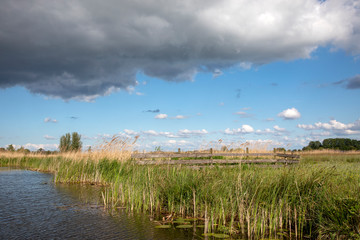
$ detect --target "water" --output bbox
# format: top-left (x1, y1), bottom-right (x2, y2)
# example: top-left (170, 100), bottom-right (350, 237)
top-left (0, 168), bottom-right (200, 240)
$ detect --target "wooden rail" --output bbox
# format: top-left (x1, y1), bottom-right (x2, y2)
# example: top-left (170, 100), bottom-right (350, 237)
top-left (131, 152), bottom-right (300, 165)
top-left (131, 152), bottom-right (274, 159)
top-left (275, 153), bottom-right (300, 159)
top-left (137, 159), bottom-right (299, 165)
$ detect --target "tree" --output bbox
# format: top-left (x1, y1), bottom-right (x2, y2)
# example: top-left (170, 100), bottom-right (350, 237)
top-left (308, 141), bottom-right (322, 150)
top-left (71, 132), bottom-right (82, 151)
top-left (60, 133), bottom-right (71, 152)
top-left (59, 132), bottom-right (82, 152)
top-left (6, 144), bottom-right (15, 152)
top-left (16, 146), bottom-right (30, 154)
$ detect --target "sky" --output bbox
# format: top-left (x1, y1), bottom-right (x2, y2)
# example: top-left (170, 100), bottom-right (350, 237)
top-left (0, 0), bottom-right (360, 151)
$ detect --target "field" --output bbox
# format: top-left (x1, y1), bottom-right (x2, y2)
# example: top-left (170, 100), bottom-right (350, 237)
top-left (1, 149), bottom-right (360, 239)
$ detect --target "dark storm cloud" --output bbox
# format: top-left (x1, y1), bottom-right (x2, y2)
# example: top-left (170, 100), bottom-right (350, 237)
top-left (1, 0), bottom-right (360, 100)
top-left (334, 75), bottom-right (360, 89)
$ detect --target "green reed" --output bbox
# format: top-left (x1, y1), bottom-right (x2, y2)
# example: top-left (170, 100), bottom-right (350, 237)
top-left (1, 154), bottom-right (359, 239)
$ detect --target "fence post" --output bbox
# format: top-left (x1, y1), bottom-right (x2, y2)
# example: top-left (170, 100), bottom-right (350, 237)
top-left (210, 148), bottom-right (213, 159)
top-left (178, 148), bottom-right (181, 153)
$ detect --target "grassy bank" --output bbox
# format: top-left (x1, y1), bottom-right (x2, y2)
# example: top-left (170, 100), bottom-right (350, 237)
top-left (1, 153), bottom-right (360, 239)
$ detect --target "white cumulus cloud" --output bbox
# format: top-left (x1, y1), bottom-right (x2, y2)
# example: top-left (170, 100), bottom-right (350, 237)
top-left (44, 117), bottom-right (58, 123)
top-left (173, 115), bottom-right (188, 119)
top-left (274, 125), bottom-right (286, 132)
top-left (23, 143), bottom-right (59, 151)
top-left (178, 129), bottom-right (208, 137)
top-left (224, 125), bottom-right (254, 135)
top-left (124, 129), bottom-right (139, 135)
top-left (155, 114), bottom-right (168, 119)
top-left (278, 108), bottom-right (301, 120)
top-left (298, 119), bottom-right (360, 135)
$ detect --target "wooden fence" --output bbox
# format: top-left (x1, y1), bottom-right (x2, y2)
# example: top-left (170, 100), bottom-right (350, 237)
top-left (131, 151), bottom-right (300, 166)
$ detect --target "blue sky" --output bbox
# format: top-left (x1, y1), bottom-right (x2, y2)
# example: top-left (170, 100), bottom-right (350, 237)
top-left (1, 0), bottom-right (360, 151)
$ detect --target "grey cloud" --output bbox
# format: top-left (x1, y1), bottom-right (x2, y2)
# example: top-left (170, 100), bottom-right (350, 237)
top-left (144, 109), bottom-right (160, 113)
top-left (212, 69), bottom-right (223, 79)
top-left (234, 111), bottom-right (254, 118)
top-left (1, 0), bottom-right (360, 100)
top-left (44, 135), bottom-right (56, 140)
top-left (334, 75), bottom-right (360, 89)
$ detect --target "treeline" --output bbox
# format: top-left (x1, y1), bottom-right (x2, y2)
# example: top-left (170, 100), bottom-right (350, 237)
top-left (1, 132), bottom-right (82, 154)
top-left (303, 138), bottom-right (360, 151)
top-left (0, 144), bottom-right (58, 155)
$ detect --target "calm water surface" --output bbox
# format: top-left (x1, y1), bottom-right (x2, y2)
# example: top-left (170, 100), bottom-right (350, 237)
top-left (0, 168), bottom-right (201, 239)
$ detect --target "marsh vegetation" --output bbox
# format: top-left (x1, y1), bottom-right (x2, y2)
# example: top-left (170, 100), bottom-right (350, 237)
top-left (1, 138), bottom-right (359, 239)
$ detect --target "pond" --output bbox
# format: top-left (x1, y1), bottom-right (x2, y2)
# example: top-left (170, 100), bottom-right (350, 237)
top-left (0, 168), bottom-right (202, 239)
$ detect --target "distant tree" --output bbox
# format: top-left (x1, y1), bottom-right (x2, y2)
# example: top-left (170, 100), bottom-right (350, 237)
top-left (304, 138), bottom-right (360, 151)
top-left (6, 144), bottom-right (15, 152)
top-left (59, 132), bottom-right (82, 152)
top-left (37, 148), bottom-right (44, 153)
top-left (17, 146), bottom-right (23, 152)
top-left (16, 146), bottom-right (29, 154)
top-left (308, 141), bottom-right (322, 150)
top-left (71, 132), bottom-right (82, 151)
top-left (274, 147), bottom-right (286, 153)
top-left (59, 133), bottom-right (71, 152)
top-left (154, 146), bottom-right (162, 152)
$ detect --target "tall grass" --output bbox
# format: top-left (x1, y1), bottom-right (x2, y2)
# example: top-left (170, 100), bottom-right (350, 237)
top-left (1, 149), bottom-right (360, 239)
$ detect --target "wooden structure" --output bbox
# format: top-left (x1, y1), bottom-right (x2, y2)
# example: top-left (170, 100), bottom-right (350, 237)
top-left (131, 151), bottom-right (300, 166)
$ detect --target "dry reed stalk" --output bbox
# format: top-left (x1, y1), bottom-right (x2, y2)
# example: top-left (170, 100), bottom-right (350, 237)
top-left (246, 209), bottom-right (251, 239)
top-left (204, 202), bottom-right (208, 234)
top-left (220, 198), bottom-right (226, 226)
top-left (193, 189), bottom-right (196, 218)
top-left (289, 205), bottom-right (292, 239)
top-left (0, 152), bottom-right (53, 159)
top-left (294, 207), bottom-right (298, 239)
top-left (300, 149), bottom-right (360, 155)
top-left (89, 134), bottom-right (138, 162)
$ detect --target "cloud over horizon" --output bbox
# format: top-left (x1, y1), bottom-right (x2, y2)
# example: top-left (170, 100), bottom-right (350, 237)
top-left (1, 0), bottom-right (360, 100)
top-left (298, 119), bottom-right (360, 135)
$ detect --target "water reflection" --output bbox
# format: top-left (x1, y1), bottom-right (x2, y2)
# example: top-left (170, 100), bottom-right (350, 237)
top-left (0, 168), bottom-right (200, 239)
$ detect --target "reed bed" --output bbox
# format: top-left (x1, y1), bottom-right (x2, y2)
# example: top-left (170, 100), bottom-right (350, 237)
top-left (1, 155), bottom-right (359, 239)
top-left (1, 148), bottom-right (360, 239)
